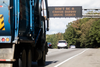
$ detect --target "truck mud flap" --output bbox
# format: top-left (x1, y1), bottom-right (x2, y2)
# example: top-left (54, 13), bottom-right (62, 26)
top-left (0, 44), bottom-right (15, 67)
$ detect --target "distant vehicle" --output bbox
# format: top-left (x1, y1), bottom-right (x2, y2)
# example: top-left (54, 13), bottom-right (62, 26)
top-left (70, 45), bottom-right (76, 49)
top-left (48, 42), bottom-right (52, 48)
top-left (57, 40), bottom-right (68, 49)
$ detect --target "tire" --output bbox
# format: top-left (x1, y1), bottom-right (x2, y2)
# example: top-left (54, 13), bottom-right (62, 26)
top-left (19, 49), bottom-right (26, 67)
top-left (18, 57), bottom-right (22, 67)
top-left (45, 42), bottom-right (48, 55)
top-left (58, 47), bottom-right (60, 49)
top-left (66, 47), bottom-right (68, 49)
top-left (27, 49), bottom-right (32, 67)
top-left (37, 51), bottom-right (46, 66)
top-left (65, 47), bottom-right (67, 49)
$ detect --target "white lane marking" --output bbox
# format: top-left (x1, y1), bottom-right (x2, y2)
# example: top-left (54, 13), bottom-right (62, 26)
top-left (54, 49), bottom-right (88, 67)
top-left (48, 49), bottom-right (66, 54)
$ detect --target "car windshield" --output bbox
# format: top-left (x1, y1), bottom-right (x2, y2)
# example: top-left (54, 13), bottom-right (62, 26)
top-left (58, 41), bottom-right (66, 43)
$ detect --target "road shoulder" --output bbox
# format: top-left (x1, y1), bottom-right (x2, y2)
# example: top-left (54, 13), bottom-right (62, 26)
top-left (59, 49), bottom-right (100, 67)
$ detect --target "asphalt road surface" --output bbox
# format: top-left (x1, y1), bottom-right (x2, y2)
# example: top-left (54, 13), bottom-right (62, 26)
top-left (32, 48), bottom-right (88, 67)
top-left (59, 49), bottom-right (100, 67)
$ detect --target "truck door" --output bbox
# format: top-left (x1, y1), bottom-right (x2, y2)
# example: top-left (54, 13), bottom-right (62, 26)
top-left (0, 0), bottom-right (12, 43)
top-left (0, 0), bottom-right (20, 43)
top-left (0, 0), bottom-right (11, 35)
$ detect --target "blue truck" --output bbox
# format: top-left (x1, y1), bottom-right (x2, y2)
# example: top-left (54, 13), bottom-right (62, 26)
top-left (0, 0), bottom-right (49, 67)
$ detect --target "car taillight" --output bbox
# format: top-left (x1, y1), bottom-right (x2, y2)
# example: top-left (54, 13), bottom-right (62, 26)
top-left (65, 43), bottom-right (67, 45)
top-left (2, 38), bottom-right (5, 42)
top-left (49, 44), bottom-right (51, 46)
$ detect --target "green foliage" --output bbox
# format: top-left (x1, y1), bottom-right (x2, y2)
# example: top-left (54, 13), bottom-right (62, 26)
top-left (64, 25), bottom-right (76, 47)
top-left (64, 18), bottom-right (100, 48)
top-left (46, 33), bottom-right (64, 48)
top-left (46, 18), bottom-right (100, 48)
top-left (88, 19), bottom-right (100, 47)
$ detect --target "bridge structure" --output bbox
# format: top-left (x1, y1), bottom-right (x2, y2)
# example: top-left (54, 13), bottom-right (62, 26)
top-left (82, 9), bottom-right (100, 18)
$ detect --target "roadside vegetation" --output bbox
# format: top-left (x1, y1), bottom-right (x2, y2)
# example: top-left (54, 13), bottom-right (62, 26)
top-left (46, 33), bottom-right (64, 48)
top-left (46, 18), bottom-right (100, 48)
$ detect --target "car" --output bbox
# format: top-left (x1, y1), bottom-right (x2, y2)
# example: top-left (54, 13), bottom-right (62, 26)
top-left (57, 40), bottom-right (68, 49)
top-left (70, 45), bottom-right (76, 49)
top-left (47, 42), bottom-right (52, 48)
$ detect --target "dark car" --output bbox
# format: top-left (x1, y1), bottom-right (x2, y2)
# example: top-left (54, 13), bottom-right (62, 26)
top-left (47, 42), bottom-right (52, 48)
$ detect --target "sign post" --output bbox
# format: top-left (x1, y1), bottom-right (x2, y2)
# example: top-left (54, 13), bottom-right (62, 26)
top-left (48, 6), bottom-right (82, 18)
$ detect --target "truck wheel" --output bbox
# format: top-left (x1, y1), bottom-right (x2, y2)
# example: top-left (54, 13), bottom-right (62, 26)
top-left (18, 57), bottom-right (22, 67)
top-left (45, 42), bottom-right (48, 55)
top-left (37, 51), bottom-right (46, 66)
top-left (19, 49), bottom-right (26, 67)
top-left (27, 49), bottom-right (32, 67)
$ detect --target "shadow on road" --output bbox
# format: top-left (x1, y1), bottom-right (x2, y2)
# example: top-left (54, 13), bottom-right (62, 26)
top-left (32, 61), bottom-right (58, 67)
top-left (45, 61), bottom-right (58, 66)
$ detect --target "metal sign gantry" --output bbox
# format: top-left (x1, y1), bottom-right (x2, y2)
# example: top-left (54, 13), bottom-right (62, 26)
top-left (82, 9), bottom-right (100, 18)
top-left (48, 6), bottom-right (100, 18)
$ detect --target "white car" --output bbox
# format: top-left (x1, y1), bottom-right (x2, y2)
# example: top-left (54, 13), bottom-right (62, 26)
top-left (70, 45), bottom-right (76, 49)
top-left (57, 40), bottom-right (68, 49)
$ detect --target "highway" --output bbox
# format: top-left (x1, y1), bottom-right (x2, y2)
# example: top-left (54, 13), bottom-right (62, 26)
top-left (32, 48), bottom-right (88, 67)
top-left (46, 49), bottom-right (87, 67)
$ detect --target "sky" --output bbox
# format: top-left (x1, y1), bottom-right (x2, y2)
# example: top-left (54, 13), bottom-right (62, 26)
top-left (46, 0), bottom-right (100, 34)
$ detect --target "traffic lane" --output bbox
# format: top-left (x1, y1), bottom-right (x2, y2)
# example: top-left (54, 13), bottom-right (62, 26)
top-left (32, 49), bottom-right (79, 67)
top-left (31, 49), bottom-right (87, 67)
top-left (59, 49), bottom-right (100, 67)
top-left (45, 49), bottom-right (87, 67)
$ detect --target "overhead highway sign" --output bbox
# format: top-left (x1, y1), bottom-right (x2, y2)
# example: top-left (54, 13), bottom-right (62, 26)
top-left (48, 6), bottom-right (82, 18)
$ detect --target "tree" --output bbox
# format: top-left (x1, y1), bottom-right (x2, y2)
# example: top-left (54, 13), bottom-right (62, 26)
top-left (89, 19), bottom-right (100, 47)
top-left (46, 33), bottom-right (64, 48)
top-left (64, 24), bottom-right (77, 47)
